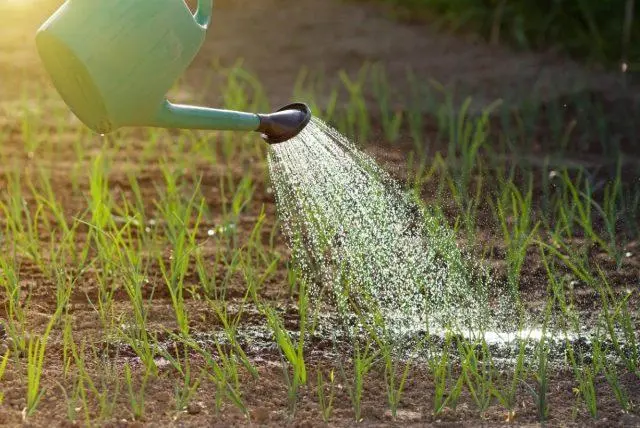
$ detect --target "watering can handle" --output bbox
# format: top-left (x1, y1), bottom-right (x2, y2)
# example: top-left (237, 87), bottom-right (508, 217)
top-left (194, 0), bottom-right (213, 29)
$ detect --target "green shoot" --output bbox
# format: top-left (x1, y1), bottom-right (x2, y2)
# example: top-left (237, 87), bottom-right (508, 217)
top-left (124, 363), bottom-right (151, 421)
top-left (25, 320), bottom-right (55, 418)
top-left (0, 349), bottom-right (9, 404)
top-left (317, 369), bottom-right (336, 422)
top-left (340, 337), bottom-right (377, 423)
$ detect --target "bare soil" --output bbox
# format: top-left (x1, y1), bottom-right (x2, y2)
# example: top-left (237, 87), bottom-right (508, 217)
top-left (0, 1), bottom-right (639, 427)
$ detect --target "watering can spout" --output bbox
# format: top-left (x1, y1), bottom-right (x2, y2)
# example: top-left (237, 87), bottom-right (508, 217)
top-left (153, 101), bottom-right (261, 133)
top-left (153, 101), bottom-right (311, 144)
top-left (256, 103), bottom-right (312, 144)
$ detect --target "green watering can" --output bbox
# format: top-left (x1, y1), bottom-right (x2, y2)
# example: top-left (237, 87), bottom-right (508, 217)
top-left (35, 0), bottom-right (311, 144)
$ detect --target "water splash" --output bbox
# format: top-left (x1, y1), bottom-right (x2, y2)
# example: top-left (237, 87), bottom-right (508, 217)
top-left (268, 118), bottom-right (496, 339)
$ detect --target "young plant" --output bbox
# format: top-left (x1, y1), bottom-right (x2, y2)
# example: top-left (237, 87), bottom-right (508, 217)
top-left (338, 63), bottom-right (371, 145)
top-left (493, 176), bottom-right (540, 308)
top-left (292, 66), bottom-right (339, 124)
top-left (262, 281), bottom-right (308, 415)
top-left (567, 341), bottom-right (598, 418)
top-left (124, 363), bottom-right (151, 421)
top-left (0, 349), bottom-right (9, 404)
top-left (560, 169), bottom-right (610, 253)
top-left (174, 353), bottom-right (204, 412)
top-left (492, 338), bottom-right (527, 421)
top-left (601, 353), bottom-right (631, 412)
top-left (339, 337), bottom-right (377, 423)
top-left (212, 302), bottom-right (259, 380)
top-left (406, 68), bottom-right (434, 157)
top-left (459, 338), bottom-right (495, 415)
top-left (316, 369), bottom-right (337, 423)
top-left (0, 253), bottom-right (29, 353)
top-left (371, 63), bottom-right (403, 144)
top-left (366, 309), bottom-right (417, 419)
top-left (56, 377), bottom-right (84, 424)
top-left (179, 334), bottom-right (248, 417)
top-left (68, 339), bottom-right (121, 422)
top-left (156, 165), bottom-right (208, 337)
top-left (594, 266), bottom-right (638, 374)
top-left (590, 159), bottom-right (624, 267)
top-left (24, 320), bottom-right (55, 418)
top-left (429, 331), bottom-right (465, 414)
top-left (522, 297), bottom-right (553, 423)
top-left (0, 170), bottom-right (44, 270)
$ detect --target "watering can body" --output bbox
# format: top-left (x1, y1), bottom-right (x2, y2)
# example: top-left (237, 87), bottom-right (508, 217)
top-left (36, 0), bottom-right (261, 134)
top-left (36, 0), bottom-right (311, 143)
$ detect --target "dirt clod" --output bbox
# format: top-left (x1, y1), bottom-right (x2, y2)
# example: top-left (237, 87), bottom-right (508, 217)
top-left (186, 402), bottom-right (204, 415)
top-left (252, 407), bottom-right (271, 424)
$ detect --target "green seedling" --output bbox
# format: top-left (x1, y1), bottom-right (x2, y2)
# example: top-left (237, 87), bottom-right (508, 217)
top-left (459, 338), bottom-right (495, 415)
top-left (262, 282), bottom-right (308, 415)
top-left (339, 337), bottom-right (377, 423)
top-left (602, 354), bottom-right (631, 412)
top-left (69, 339), bottom-right (121, 422)
top-left (178, 335), bottom-right (248, 417)
top-left (56, 378), bottom-right (83, 424)
top-left (0, 253), bottom-right (29, 354)
top-left (293, 66), bottom-right (339, 124)
top-left (621, 179), bottom-right (640, 239)
top-left (522, 296), bottom-right (553, 423)
top-left (317, 369), bottom-right (337, 423)
top-left (208, 300), bottom-right (259, 380)
top-left (590, 158), bottom-right (624, 267)
top-left (371, 63), bottom-right (403, 144)
top-left (0, 350), bottom-right (9, 404)
top-left (0, 169), bottom-right (45, 270)
top-left (124, 363), bottom-right (151, 421)
top-left (567, 340), bottom-right (598, 418)
top-left (20, 91), bottom-right (42, 156)
top-left (429, 331), bottom-right (465, 414)
top-left (156, 171), bottom-right (206, 337)
top-left (364, 308), bottom-right (419, 419)
top-left (406, 68), bottom-right (434, 156)
top-left (338, 63), bottom-right (371, 145)
top-left (492, 338), bottom-right (527, 420)
top-left (174, 353), bottom-right (204, 412)
top-left (493, 176), bottom-right (540, 308)
top-left (25, 317), bottom-right (56, 418)
top-left (594, 266), bottom-right (638, 374)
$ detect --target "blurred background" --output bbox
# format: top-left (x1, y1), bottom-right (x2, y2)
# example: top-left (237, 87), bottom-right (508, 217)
top-left (2, 0), bottom-right (637, 117)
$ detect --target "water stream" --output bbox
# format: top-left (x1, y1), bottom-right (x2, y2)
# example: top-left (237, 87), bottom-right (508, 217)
top-left (267, 118), bottom-right (509, 339)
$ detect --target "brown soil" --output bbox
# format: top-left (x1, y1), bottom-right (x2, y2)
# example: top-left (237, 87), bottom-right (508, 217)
top-left (1, 1), bottom-right (639, 427)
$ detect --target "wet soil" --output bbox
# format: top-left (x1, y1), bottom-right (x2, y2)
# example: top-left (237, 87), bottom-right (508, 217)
top-left (1, 1), bottom-right (639, 427)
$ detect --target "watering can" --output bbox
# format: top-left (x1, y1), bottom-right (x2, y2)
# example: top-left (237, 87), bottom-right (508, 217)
top-left (35, 0), bottom-right (311, 144)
